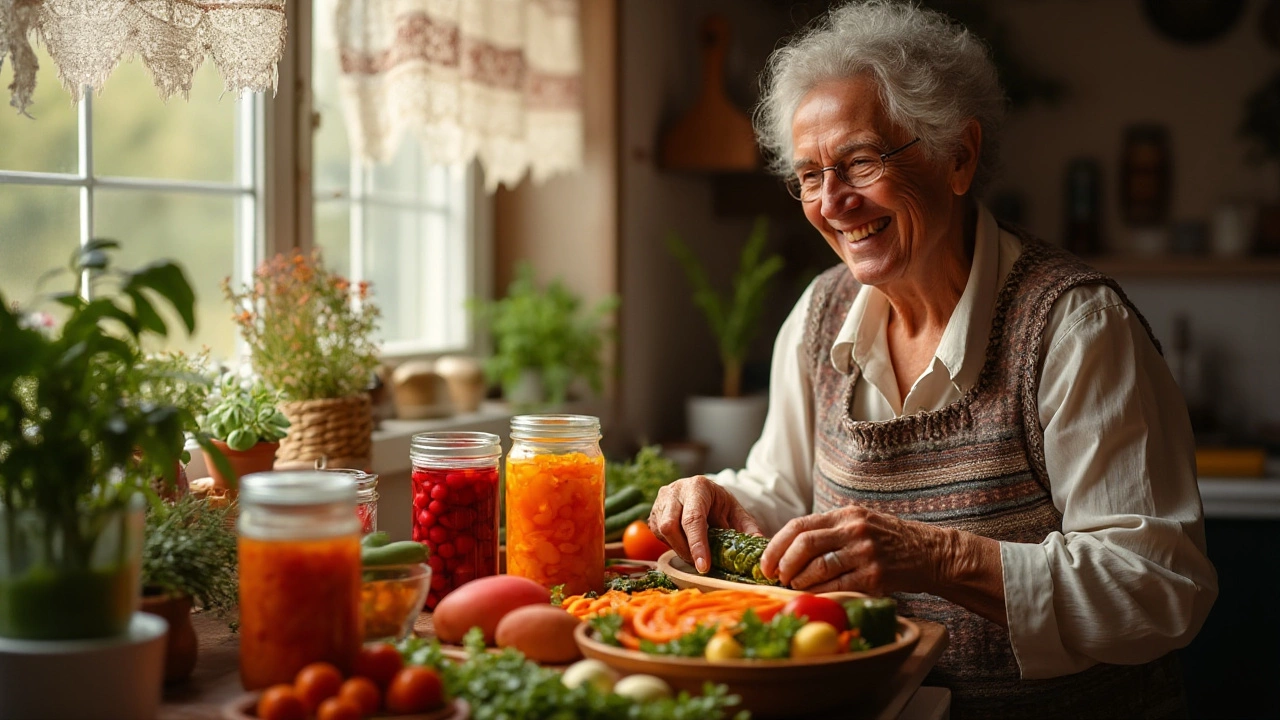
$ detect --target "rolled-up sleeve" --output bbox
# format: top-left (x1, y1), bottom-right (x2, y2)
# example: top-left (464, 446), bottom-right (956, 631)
top-left (710, 284), bottom-right (816, 535)
top-left (1004, 288), bottom-right (1218, 679)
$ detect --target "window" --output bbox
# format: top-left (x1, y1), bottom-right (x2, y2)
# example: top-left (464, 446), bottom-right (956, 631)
top-left (0, 44), bottom-right (261, 359)
top-left (311, 1), bottom-right (481, 357)
top-left (0, 0), bottom-right (487, 363)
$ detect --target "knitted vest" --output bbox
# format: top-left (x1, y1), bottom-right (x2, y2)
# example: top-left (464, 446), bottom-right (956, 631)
top-left (804, 231), bottom-right (1186, 719)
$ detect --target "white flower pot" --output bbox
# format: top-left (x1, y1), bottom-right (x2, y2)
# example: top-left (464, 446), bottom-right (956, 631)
top-left (686, 394), bottom-right (769, 474)
top-left (0, 612), bottom-right (167, 719)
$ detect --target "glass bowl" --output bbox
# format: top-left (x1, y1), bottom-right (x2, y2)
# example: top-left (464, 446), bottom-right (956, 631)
top-left (361, 562), bottom-right (431, 641)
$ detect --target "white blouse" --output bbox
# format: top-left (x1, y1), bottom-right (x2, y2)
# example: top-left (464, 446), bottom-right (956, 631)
top-left (711, 205), bottom-right (1218, 680)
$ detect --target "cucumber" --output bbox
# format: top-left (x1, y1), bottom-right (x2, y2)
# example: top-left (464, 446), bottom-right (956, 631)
top-left (361, 540), bottom-right (428, 566)
top-left (604, 502), bottom-right (652, 541)
top-left (604, 486), bottom-right (644, 516)
top-left (361, 531), bottom-right (391, 549)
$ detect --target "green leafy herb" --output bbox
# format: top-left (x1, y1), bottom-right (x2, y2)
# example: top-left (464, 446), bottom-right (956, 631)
top-left (734, 608), bottom-right (806, 660)
top-left (640, 623), bottom-right (717, 658)
top-left (395, 630), bottom-right (747, 720)
top-left (203, 373), bottom-right (290, 451)
top-left (141, 494), bottom-right (238, 616)
top-left (588, 612), bottom-right (625, 647)
top-left (605, 570), bottom-right (678, 593)
top-left (606, 444), bottom-right (682, 502)
top-left (549, 584), bottom-right (566, 606)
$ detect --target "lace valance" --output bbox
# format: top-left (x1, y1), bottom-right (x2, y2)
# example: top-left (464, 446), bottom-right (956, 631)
top-left (332, 0), bottom-right (584, 192)
top-left (1, 0), bottom-right (287, 115)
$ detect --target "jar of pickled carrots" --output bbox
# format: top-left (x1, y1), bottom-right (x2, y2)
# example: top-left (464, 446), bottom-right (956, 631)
top-left (410, 431), bottom-right (502, 610)
top-left (237, 471), bottom-right (362, 690)
top-left (506, 415), bottom-right (605, 596)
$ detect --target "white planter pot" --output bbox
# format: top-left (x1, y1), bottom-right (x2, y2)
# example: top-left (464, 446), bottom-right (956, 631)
top-left (686, 394), bottom-right (769, 474)
top-left (0, 612), bottom-right (167, 719)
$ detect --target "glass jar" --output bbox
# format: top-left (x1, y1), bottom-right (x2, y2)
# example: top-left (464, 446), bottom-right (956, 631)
top-left (313, 468), bottom-right (379, 535)
top-left (237, 471), bottom-right (362, 690)
top-left (506, 415), bottom-right (605, 596)
top-left (410, 432), bottom-right (501, 610)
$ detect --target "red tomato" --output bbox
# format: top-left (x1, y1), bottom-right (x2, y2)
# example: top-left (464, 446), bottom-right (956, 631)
top-left (316, 697), bottom-right (363, 720)
top-left (781, 594), bottom-right (849, 631)
top-left (353, 642), bottom-right (404, 690)
top-left (385, 666), bottom-right (446, 714)
top-left (256, 684), bottom-right (307, 720)
top-left (337, 676), bottom-right (381, 715)
top-left (622, 520), bottom-right (670, 562)
top-left (294, 662), bottom-right (344, 714)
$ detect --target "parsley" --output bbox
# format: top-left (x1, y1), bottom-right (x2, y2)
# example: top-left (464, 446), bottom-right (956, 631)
top-left (639, 623), bottom-right (717, 657)
top-left (588, 612), bottom-right (625, 646)
top-left (550, 584), bottom-right (566, 606)
top-left (734, 609), bottom-right (806, 659)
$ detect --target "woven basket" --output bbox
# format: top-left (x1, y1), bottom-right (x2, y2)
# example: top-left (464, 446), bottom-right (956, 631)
top-left (276, 394), bottom-right (373, 471)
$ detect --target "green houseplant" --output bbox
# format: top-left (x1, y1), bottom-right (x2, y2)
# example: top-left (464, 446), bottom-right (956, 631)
top-left (140, 493), bottom-right (238, 683)
top-left (473, 262), bottom-right (618, 407)
top-left (667, 216), bottom-right (783, 473)
top-left (0, 240), bottom-right (200, 641)
top-left (224, 250), bottom-right (380, 469)
top-left (200, 373), bottom-right (290, 491)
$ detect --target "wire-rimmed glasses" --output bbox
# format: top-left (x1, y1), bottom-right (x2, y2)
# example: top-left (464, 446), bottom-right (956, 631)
top-left (785, 137), bottom-right (921, 202)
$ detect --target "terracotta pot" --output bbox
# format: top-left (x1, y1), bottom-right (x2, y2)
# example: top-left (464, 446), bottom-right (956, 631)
top-left (202, 439), bottom-right (279, 493)
top-left (139, 592), bottom-right (197, 684)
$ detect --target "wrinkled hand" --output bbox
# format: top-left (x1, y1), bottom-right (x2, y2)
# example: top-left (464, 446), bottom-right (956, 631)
top-left (760, 505), bottom-right (948, 595)
top-left (649, 475), bottom-right (763, 573)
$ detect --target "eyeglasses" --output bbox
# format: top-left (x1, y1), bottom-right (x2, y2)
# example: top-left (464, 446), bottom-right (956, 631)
top-left (785, 137), bottom-right (921, 202)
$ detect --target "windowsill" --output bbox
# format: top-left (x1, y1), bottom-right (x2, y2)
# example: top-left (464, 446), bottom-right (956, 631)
top-left (371, 401), bottom-right (517, 475)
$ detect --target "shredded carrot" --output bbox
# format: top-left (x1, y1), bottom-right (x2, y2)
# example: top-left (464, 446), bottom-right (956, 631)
top-left (566, 587), bottom-right (787, 645)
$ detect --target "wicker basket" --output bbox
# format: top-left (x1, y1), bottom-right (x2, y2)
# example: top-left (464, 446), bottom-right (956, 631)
top-left (275, 393), bottom-right (374, 471)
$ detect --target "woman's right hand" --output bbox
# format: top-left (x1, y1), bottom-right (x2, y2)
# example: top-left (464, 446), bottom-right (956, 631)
top-left (649, 475), bottom-right (763, 573)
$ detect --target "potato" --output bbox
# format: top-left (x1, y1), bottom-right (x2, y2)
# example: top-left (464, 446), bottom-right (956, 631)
top-left (431, 575), bottom-right (551, 644)
top-left (495, 604), bottom-right (584, 664)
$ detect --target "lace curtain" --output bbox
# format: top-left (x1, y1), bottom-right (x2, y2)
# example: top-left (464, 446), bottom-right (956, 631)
top-left (0, 0), bottom-right (287, 115)
top-left (333, 0), bottom-right (584, 192)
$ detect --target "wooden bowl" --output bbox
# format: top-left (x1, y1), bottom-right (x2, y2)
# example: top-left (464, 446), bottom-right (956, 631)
top-left (574, 615), bottom-right (920, 719)
top-left (222, 695), bottom-right (469, 720)
top-left (656, 550), bottom-right (800, 597)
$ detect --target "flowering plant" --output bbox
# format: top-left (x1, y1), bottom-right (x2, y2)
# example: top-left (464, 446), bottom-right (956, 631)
top-left (223, 251), bottom-right (380, 401)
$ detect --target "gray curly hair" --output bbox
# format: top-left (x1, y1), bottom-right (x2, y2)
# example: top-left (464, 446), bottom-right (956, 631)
top-left (754, 0), bottom-right (1007, 196)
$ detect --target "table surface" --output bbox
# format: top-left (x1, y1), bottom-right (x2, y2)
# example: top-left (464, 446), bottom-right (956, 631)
top-left (161, 609), bottom-right (949, 720)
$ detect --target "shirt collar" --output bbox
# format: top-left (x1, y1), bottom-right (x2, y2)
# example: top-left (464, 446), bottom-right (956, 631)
top-left (829, 204), bottom-right (1002, 394)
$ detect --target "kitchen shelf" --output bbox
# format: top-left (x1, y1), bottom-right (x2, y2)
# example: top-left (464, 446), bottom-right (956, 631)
top-left (1082, 255), bottom-right (1280, 279)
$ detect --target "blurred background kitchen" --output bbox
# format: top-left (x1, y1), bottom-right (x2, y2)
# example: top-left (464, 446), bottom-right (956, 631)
top-left (2, 1), bottom-right (1276, 717)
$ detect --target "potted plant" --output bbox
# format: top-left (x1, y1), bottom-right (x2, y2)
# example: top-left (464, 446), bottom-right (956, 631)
top-left (224, 250), bottom-right (380, 470)
top-left (666, 216), bottom-right (784, 471)
top-left (472, 262), bottom-right (618, 408)
top-left (127, 349), bottom-right (216, 499)
top-left (200, 373), bottom-right (290, 491)
top-left (0, 240), bottom-right (201, 717)
top-left (139, 493), bottom-right (237, 684)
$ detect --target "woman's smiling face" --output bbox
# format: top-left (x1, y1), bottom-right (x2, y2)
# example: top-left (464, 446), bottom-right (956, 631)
top-left (791, 75), bottom-right (967, 289)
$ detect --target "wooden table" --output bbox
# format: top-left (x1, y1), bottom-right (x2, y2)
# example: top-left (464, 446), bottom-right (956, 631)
top-left (161, 611), bottom-right (948, 720)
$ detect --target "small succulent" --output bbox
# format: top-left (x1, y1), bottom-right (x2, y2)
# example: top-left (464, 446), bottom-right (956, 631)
top-left (203, 373), bottom-right (290, 451)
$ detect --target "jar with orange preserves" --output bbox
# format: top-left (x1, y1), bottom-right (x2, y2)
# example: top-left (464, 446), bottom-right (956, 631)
top-left (237, 471), bottom-right (362, 690)
top-left (505, 415), bottom-right (605, 596)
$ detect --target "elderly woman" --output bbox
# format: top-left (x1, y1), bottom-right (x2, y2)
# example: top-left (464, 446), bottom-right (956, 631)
top-left (649, 2), bottom-right (1217, 717)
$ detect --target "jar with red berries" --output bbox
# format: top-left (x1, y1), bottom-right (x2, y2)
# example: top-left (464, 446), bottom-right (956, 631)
top-left (314, 468), bottom-right (379, 535)
top-left (410, 431), bottom-right (502, 609)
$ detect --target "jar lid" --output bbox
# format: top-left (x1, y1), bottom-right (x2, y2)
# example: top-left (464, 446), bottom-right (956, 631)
top-left (509, 414), bottom-right (601, 441)
top-left (410, 431), bottom-right (502, 463)
top-left (239, 471), bottom-right (357, 506)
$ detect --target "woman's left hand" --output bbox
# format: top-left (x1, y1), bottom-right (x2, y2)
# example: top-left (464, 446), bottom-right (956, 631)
top-left (759, 504), bottom-right (948, 595)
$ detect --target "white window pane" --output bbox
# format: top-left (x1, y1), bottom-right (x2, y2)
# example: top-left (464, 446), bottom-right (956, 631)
top-left (0, 44), bottom-right (78, 174)
top-left (94, 189), bottom-right (240, 357)
top-left (312, 0), bottom-right (350, 194)
top-left (314, 199), bottom-right (352, 277)
top-left (0, 185), bottom-right (79, 309)
top-left (370, 136), bottom-right (422, 200)
top-left (363, 203), bottom-right (418, 345)
top-left (92, 61), bottom-right (239, 183)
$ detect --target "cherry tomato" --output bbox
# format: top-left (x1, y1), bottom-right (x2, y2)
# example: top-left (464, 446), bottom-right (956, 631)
top-left (353, 642), bottom-right (404, 690)
top-left (256, 684), bottom-right (307, 720)
top-left (316, 696), bottom-right (363, 720)
top-left (385, 666), bottom-right (446, 714)
top-left (337, 676), bottom-right (381, 716)
top-left (781, 594), bottom-right (849, 631)
top-left (622, 520), bottom-right (670, 562)
top-left (294, 662), bottom-right (343, 714)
